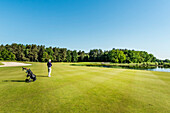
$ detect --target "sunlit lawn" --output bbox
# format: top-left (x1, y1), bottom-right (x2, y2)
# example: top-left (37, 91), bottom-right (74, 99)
top-left (0, 62), bottom-right (170, 113)
top-left (0, 62), bottom-right (4, 65)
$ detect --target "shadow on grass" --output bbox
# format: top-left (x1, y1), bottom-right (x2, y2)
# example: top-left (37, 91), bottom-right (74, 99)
top-left (2, 80), bottom-right (25, 82)
top-left (36, 75), bottom-right (48, 77)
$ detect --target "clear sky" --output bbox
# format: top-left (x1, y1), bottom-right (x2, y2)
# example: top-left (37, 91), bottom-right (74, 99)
top-left (0, 0), bottom-right (169, 59)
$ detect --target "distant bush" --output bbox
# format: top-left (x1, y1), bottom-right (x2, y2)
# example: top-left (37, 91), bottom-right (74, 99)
top-left (146, 62), bottom-right (149, 66)
top-left (163, 63), bottom-right (170, 68)
top-left (0, 43), bottom-right (157, 63)
top-left (155, 62), bottom-right (158, 66)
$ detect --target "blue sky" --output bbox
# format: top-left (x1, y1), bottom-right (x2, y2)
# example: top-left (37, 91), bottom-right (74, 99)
top-left (0, 0), bottom-right (169, 59)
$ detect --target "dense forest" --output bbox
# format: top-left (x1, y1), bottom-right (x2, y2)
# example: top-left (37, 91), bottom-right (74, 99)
top-left (0, 43), bottom-right (169, 63)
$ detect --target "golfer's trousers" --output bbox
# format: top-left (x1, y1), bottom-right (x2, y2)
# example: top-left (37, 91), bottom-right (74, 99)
top-left (48, 67), bottom-right (51, 77)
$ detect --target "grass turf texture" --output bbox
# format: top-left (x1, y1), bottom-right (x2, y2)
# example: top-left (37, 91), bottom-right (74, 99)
top-left (0, 62), bottom-right (4, 65)
top-left (0, 62), bottom-right (170, 113)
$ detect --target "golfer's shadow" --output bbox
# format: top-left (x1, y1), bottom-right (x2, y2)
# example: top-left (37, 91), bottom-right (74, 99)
top-left (2, 80), bottom-right (25, 82)
top-left (36, 75), bottom-right (48, 77)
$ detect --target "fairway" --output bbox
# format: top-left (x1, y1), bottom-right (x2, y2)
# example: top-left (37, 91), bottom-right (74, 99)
top-left (0, 62), bottom-right (4, 65)
top-left (0, 62), bottom-right (170, 113)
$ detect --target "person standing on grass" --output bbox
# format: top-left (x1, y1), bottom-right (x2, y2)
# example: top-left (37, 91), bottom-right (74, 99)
top-left (47, 59), bottom-right (52, 77)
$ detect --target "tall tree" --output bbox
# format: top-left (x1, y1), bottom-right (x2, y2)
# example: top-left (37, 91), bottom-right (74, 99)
top-left (78, 50), bottom-right (85, 62)
top-left (38, 45), bottom-right (45, 62)
top-left (59, 48), bottom-right (67, 62)
top-left (31, 44), bottom-right (38, 61)
top-left (72, 50), bottom-right (78, 62)
top-left (0, 43), bottom-right (159, 63)
top-left (66, 50), bottom-right (72, 62)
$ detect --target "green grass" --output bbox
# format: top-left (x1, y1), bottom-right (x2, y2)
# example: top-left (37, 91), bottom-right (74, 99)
top-left (0, 62), bottom-right (4, 65)
top-left (0, 62), bottom-right (170, 113)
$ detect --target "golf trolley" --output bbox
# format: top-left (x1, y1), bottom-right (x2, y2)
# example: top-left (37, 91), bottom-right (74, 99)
top-left (22, 67), bottom-right (37, 82)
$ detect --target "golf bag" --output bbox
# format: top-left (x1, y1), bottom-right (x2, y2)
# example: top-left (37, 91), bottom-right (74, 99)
top-left (22, 67), bottom-right (37, 82)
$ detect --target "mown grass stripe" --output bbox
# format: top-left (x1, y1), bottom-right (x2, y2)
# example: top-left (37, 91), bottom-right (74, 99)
top-left (0, 62), bottom-right (170, 113)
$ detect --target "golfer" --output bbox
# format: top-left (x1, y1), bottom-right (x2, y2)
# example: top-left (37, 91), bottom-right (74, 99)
top-left (47, 59), bottom-right (52, 77)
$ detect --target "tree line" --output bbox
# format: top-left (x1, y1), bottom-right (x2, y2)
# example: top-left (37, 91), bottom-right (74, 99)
top-left (0, 43), bottom-right (168, 63)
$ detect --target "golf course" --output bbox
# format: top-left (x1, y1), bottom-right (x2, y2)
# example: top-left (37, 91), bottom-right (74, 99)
top-left (0, 62), bottom-right (169, 113)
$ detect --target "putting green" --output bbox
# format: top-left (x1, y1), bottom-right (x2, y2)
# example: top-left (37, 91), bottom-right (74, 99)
top-left (0, 62), bottom-right (170, 113)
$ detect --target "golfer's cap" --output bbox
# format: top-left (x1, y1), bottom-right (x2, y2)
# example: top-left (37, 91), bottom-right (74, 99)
top-left (49, 59), bottom-right (51, 62)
